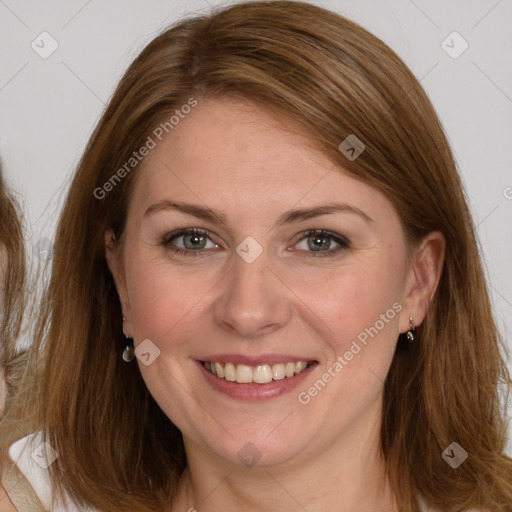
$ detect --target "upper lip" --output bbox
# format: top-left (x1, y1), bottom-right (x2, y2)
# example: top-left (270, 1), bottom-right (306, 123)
top-left (199, 354), bottom-right (317, 366)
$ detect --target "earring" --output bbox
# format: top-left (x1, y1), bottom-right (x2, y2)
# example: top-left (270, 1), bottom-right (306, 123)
top-left (406, 317), bottom-right (416, 342)
top-left (121, 316), bottom-right (134, 362)
top-left (122, 338), bottom-right (134, 362)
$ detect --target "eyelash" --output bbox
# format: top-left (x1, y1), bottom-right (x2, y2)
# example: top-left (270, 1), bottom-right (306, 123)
top-left (161, 228), bottom-right (350, 258)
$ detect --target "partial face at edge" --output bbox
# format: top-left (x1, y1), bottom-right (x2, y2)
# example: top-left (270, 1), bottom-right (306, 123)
top-left (105, 97), bottom-right (443, 468)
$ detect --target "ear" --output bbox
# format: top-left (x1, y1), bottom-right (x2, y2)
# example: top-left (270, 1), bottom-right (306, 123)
top-left (400, 231), bottom-right (445, 333)
top-left (104, 229), bottom-right (133, 338)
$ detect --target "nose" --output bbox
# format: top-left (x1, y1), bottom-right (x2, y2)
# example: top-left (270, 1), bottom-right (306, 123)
top-left (212, 244), bottom-right (292, 339)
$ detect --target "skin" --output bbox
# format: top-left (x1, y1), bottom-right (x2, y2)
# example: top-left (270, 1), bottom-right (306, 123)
top-left (0, 487), bottom-right (17, 512)
top-left (106, 97), bottom-right (445, 512)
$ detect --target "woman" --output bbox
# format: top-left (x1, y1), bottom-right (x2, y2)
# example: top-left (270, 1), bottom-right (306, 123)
top-left (1, 1), bottom-right (511, 510)
top-left (0, 160), bottom-right (29, 510)
top-left (0, 160), bottom-right (26, 404)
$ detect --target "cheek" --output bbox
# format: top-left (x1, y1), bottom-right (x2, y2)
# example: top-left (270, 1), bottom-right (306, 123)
top-left (126, 257), bottom-right (212, 341)
top-left (295, 262), bottom-right (404, 354)
top-left (292, 263), bottom-right (404, 425)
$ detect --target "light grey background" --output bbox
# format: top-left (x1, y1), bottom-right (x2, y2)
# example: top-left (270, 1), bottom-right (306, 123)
top-left (1, 0), bottom-right (511, 445)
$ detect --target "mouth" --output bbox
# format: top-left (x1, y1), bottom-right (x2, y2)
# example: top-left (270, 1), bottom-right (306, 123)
top-left (197, 357), bottom-right (318, 401)
top-left (202, 360), bottom-right (312, 384)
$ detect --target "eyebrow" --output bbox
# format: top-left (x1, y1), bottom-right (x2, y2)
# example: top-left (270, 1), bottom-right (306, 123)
top-left (144, 200), bottom-right (373, 226)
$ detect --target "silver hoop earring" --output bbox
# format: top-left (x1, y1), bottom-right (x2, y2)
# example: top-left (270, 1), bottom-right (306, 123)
top-left (406, 317), bottom-right (416, 342)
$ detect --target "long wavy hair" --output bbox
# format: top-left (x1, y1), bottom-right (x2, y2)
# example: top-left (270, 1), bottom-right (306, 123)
top-left (0, 159), bottom-right (26, 384)
top-left (0, 161), bottom-right (25, 351)
top-left (2, 1), bottom-right (511, 510)
top-left (0, 160), bottom-right (26, 430)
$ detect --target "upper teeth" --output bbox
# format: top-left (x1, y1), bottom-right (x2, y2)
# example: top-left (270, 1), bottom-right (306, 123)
top-left (204, 361), bottom-right (309, 384)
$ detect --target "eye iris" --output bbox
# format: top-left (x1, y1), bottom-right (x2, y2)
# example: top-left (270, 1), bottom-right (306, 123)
top-left (184, 232), bottom-right (206, 250)
top-left (308, 234), bottom-right (330, 252)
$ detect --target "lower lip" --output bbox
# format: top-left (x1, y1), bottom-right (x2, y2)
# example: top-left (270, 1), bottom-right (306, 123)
top-left (197, 360), bottom-right (318, 401)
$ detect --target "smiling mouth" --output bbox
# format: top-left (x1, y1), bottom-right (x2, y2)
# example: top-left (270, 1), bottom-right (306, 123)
top-left (202, 360), bottom-right (313, 384)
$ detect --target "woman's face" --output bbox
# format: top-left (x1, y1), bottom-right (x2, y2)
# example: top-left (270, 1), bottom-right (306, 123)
top-left (107, 97), bottom-right (433, 468)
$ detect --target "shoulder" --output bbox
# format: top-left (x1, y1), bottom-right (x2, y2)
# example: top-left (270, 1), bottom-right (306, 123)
top-left (5, 432), bottom-right (98, 512)
top-left (1, 438), bottom-right (43, 512)
top-left (0, 483), bottom-right (18, 511)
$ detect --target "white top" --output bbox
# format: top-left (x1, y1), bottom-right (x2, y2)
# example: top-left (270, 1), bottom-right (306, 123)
top-left (8, 432), bottom-right (480, 512)
top-left (8, 432), bottom-right (97, 512)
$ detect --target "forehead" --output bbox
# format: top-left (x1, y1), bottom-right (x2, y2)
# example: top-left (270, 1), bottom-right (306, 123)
top-left (128, 97), bottom-right (395, 226)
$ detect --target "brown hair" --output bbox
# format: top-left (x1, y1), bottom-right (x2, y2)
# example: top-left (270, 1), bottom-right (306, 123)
top-left (0, 158), bottom-right (27, 500)
top-left (0, 162), bottom-right (25, 360)
top-left (2, 1), bottom-right (511, 510)
top-left (0, 161), bottom-right (26, 416)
